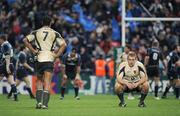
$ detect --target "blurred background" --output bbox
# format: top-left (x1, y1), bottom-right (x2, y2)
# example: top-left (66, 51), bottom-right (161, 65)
top-left (0, 0), bottom-right (179, 95)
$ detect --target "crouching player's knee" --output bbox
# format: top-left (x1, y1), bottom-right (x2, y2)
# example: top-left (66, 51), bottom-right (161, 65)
top-left (114, 82), bottom-right (124, 94)
top-left (141, 81), bottom-right (149, 94)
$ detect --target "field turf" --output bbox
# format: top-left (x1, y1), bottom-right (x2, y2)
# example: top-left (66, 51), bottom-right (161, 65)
top-left (0, 94), bottom-right (179, 116)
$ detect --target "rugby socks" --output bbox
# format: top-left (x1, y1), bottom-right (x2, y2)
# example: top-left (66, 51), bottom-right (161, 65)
top-left (140, 93), bottom-right (147, 103)
top-left (74, 87), bottom-right (79, 97)
top-left (42, 90), bottom-right (50, 107)
top-left (11, 84), bottom-right (18, 101)
top-left (61, 87), bottom-right (66, 97)
top-left (155, 85), bottom-right (159, 97)
top-left (26, 87), bottom-right (35, 98)
top-left (163, 86), bottom-right (170, 97)
top-left (36, 89), bottom-right (43, 103)
top-left (174, 87), bottom-right (180, 99)
top-left (117, 92), bottom-right (124, 103)
top-left (7, 88), bottom-right (13, 98)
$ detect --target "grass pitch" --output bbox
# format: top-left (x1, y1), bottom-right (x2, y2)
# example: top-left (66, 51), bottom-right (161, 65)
top-left (0, 94), bottom-right (179, 116)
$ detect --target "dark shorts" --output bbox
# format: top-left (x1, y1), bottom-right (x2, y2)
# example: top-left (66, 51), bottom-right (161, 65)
top-left (35, 62), bottom-right (54, 76)
top-left (0, 63), bottom-right (14, 77)
top-left (16, 66), bottom-right (28, 81)
top-left (124, 86), bottom-right (141, 93)
top-left (167, 70), bottom-right (179, 80)
top-left (65, 71), bottom-right (76, 80)
top-left (147, 66), bottom-right (159, 78)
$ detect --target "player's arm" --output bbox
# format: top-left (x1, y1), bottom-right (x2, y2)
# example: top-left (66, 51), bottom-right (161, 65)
top-left (23, 63), bottom-right (34, 72)
top-left (116, 63), bottom-right (129, 85)
top-left (61, 54), bottom-right (67, 78)
top-left (144, 55), bottom-right (149, 67)
top-left (135, 64), bottom-right (148, 87)
top-left (23, 33), bottom-right (38, 55)
top-left (53, 34), bottom-right (67, 58)
top-left (75, 55), bottom-right (81, 79)
top-left (2, 44), bottom-right (11, 73)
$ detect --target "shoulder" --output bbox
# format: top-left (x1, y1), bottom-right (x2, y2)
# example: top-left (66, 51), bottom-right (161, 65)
top-left (119, 62), bottom-right (127, 69)
top-left (136, 61), bottom-right (145, 67)
top-left (2, 42), bottom-right (11, 49)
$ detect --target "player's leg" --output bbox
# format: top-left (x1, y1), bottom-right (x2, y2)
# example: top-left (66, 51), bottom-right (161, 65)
top-left (42, 71), bottom-right (53, 109)
top-left (138, 81), bottom-right (149, 107)
top-left (7, 74), bottom-right (18, 101)
top-left (73, 79), bottom-right (80, 100)
top-left (174, 79), bottom-right (180, 99)
top-left (7, 78), bottom-right (21, 99)
top-left (114, 82), bottom-right (126, 107)
top-left (154, 76), bottom-right (160, 99)
top-left (162, 79), bottom-right (173, 98)
top-left (36, 74), bottom-right (43, 109)
top-left (60, 75), bottom-right (68, 100)
top-left (23, 76), bottom-right (35, 99)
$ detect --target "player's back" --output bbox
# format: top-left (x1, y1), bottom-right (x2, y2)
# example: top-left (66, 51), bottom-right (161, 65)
top-left (147, 48), bottom-right (161, 66)
top-left (35, 27), bottom-right (57, 51)
top-left (28, 27), bottom-right (62, 62)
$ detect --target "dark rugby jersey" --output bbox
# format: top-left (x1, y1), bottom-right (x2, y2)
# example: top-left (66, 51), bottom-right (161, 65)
top-left (62, 53), bottom-right (81, 73)
top-left (167, 51), bottom-right (179, 72)
top-left (147, 48), bottom-right (162, 66)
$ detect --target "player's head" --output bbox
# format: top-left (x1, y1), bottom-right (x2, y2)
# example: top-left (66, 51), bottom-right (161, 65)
top-left (173, 44), bottom-right (180, 53)
top-left (127, 51), bottom-right (137, 67)
top-left (152, 40), bottom-right (159, 48)
top-left (71, 47), bottom-right (77, 57)
top-left (42, 15), bottom-right (52, 26)
top-left (0, 34), bottom-right (7, 45)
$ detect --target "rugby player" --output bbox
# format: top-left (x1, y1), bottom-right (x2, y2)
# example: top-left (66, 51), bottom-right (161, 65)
top-left (0, 34), bottom-right (18, 101)
top-left (23, 16), bottom-right (66, 109)
top-left (16, 46), bottom-right (35, 99)
top-left (115, 51), bottom-right (149, 107)
top-left (144, 40), bottom-right (164, 100)
top-left (60, 48), bottom-right (81, 100)
top-left (162, 45), bottom-right (180, 99)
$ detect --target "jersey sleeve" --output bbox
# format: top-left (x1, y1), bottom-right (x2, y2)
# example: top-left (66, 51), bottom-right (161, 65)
top-left (138, 62), bottom-right (146, 73)
top-left (55, 32), bottom-right (65, 46)
top-left (117, 62), bottom-right (125, 76)
top-left (18, 53), bottom-right (26, 64)
top-left (2, 44), bottom-right (11, 56)
top-left (26, 31), bottom-right (36, 42)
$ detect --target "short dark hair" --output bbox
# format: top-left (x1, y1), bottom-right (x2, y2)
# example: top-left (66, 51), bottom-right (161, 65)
top-left (172, 44), bottom-right (179, 50)
top-left (42, 15), bottom-right (51, 26)
top-left (152, 40), bottom-right (159, 47)
top-left (72, 47), bottom-right (77, 53)
top-left (0, 34), bottom-right (7, 41)
top-left (127, 51), bottom-right (137, 59)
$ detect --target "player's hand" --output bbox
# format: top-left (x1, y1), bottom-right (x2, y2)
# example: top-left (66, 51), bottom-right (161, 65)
top-left (30, 68), bottom-right (34, 72)
top-left (63, 74), bottom-right (67, 79)
top-left (33, 50), bottom-right (39, 55)
top-left (132, 82), bottom-right (139, 88)
top-left (126, 83), bottom-right (134, 89)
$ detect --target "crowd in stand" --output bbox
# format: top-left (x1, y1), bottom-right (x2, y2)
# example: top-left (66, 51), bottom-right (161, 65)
top-left (0, 0), bottom-right (179, 74)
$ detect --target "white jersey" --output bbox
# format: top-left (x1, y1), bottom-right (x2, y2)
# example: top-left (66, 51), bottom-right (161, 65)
top-left (117, 61), bottom-right (147, 83)
top-left (26, 26), bottom-right (65, 62)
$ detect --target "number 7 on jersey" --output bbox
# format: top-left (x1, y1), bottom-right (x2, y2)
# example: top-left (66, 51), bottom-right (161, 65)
top-left (43, 31), bottom-right (48, 41)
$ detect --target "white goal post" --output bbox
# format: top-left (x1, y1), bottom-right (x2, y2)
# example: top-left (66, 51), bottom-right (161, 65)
top-left (121, 0), bottom-right (180, 47)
